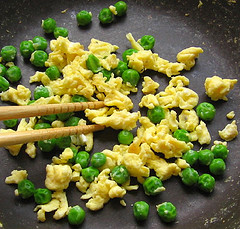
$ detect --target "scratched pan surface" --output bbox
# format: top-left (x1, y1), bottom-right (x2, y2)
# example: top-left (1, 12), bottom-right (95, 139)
top-left (0, 0), bottom-right (239, 228)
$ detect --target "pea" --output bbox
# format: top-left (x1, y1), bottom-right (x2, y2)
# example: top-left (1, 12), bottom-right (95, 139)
top-left (54, 27), bottom-right (69, 39)
top-left (182, 150), bottom-right (199, 166)
top-left (68, 147), bottom-right (78, 164)
top-left (55, 136), bottom-right (71, 149)
top-left (181, 168), bottom-right (199, 186)
top-left (3, 119), bottom-right (18, 128)
top-left (34, 122), bottom-right (51, 130)
top-left (0, 76), bottom-right (10, 92)
top-left (196, 102), bottom-right (216, 121)
top-left (68, 205), bottom-right (85, 226)
top-left (65, 116), bottom-right (80, 127)
top-left (98, 8), bottom-right (113, 24)
top-left (173, 129), bottom-right (190, 143)
top-left (156, 202), bottom-right (177, 223)
top-left (42, 18), bottom-right (57, 33)
top-left (143, 176), bottom-right (165, 196)
top-left (38, 139), bottom-right (56, 153)
top-left (198, 149), bottom-right (214, 166)
top-left (122, 49), bottom-right (138, 63)
top-left (139, 35), bottom-right (155, 50)
top-left (71, 95), bottom-right (88, 103)
top-left (27, 100), bottom-right (36, 105)
top-left (86, 54), bottom-right (102, 73)
top-left (209, 158), bottom-right (226, 175)
top-left (41, 114), bottom-right (57, 123)
top-left (30, 50), bottom-right (48, 67)
top-left (111, 165), bottom-right (129, 185)
top-left (18, 179), bottom-right (35, 199)
top-left (81, 166), bottom-right (99, 183)
top-left (212, 144), bottom-right (229, 160)
top-left (5, 66), bottom-right (22, 83)
top-left (198, 173), bottom-right (215, 192)
top-left (133, 201), bottom-right (149, 221)
top-left (1, 45), bottom-right (17, 62)
top-left (34, 188), bottom-right (52, 204)
top-left (32, 36), bottom-right (48, 51)
top-left (75, 151), bottom-right (90, 168)
top-left (91, 152), bottom-right (106, 168)
top-left (147, 106), bottom-right (165, 124)
top-left (19, 40), bottom-right (35, 58)
top-left (118, 130), bottom-right (134, 145)
top-left (113, 61), bottom-right (128, 77)
top-left (121, 69), bottom-right (140, 86)
top-left (45, 65), bottom-right (61, 80)
top-left (34, 85), bottom-right (50, 100)
top-left (114, 1), bottom-right (127, 16)
top-left (100, 69), bottom-right (112, 81)
top-left (76, 10), bottom-right (92, 26)
top-left (57, 112), bottom-right (73, 121)
top-left (0, 64), bottom-right (7, 76)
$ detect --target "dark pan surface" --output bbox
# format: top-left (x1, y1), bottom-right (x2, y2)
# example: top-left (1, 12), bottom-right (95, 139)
top-left (0, 0), bottom-right (239, 228)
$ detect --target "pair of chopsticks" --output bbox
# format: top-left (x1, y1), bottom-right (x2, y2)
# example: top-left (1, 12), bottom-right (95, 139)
top-left (0, 101), bottom-right (106, 147)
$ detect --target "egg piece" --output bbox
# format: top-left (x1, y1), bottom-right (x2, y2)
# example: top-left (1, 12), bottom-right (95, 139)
top-left (195, 121), bottom-right (211, 145)
top-left (139, 94), bottom-right (160, 109)
top-left (52, 191), bottom-right (69, 220)
top-left (29, 71), bottom-right (51, 85)
top-left (226, 111), bottom-right (235, 119)
top-left (142, 76), bottom-right (160, 94)
top-left (25, 142), bottom-right (37, 158)
top-left (219, 120), bottom-right (238, 141)
top-left (100, 54), bottom-right (119, 70)
top-left (126, 33), bottom-right (144, 51)
top-left (52, 148), bottom-right (74, 164)
top-left (178, 109), bottom-right (199, 132)
top-left (76, 176), bottom-right (90, 193)
top-left (5, 170), bottom-right (28, 184)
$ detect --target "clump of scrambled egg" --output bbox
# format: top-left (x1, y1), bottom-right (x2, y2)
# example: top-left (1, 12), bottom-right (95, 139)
top-left (219, 120), bottom-right (238, 141)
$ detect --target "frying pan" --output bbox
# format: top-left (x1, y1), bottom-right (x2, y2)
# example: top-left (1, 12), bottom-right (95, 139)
top-left (0, 0), bottom-right (239, 228)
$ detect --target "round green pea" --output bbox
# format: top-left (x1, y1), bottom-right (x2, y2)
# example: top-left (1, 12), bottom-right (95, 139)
top-left (91, 152), bottom-right (106, 168)
top-left (198, 149), bottom-right (214, 166)
top-left (139, 35), bottom-right (155, 50)
top-left (198, 173), bottom-right (215, 192)
top-left (173, 129), bottom-right (190, 143)
top-left (82, 166), bottom-right (99, 183)
top-left (75, 151), bottom-right (90, 168)
top-left (45, 65), bottom-right (61, 80)
top-left (38, 139), bottom-right (56, 153)
top-left (42, 18), bottom-right (57, 33)
top-left (68, 147), bottom-right (78, 164)
top-left (34, 188), bottom-right (52, 204)
top-left (20, 40), bottom-right (35, 58)
top-left (71, 95), bottom-right (88, 103)
top-left (100, 69), bottom-right (112, 81)
top-left (68, 205), bottom-right (85, 225)
top-left (76, 10), bottom-right (92, 26)
top-left (3, 119), bottom-right (18, 128)
top-left (54, 27), bottom-right (69, 39)
top-left (157, 202), bottom-right (177, 223)
top-left (86, 54), bottom-right (102, 73)
top-left (32, 36), bottom-right (48, 51)
top-left (209, 158), bottom-right (226, 175)
top-left (143, 176), bottom-right (165, 196)
top-left (98, 8), bottom-right (113, 24)
top-left (122, 49), bottom-right (138, 63)
top-left (34, 85), bottom-right (50, 100)
top-left (0, 76), bottom-right (9, 92)
top-left (111, 165), bottom-right (129, 185)
top-left (5, 66), bottom-right (22, 83)
top-left (147, 106), bottom-right (165, 124)
top-left (212, 144), bottom-right (229, 160)
top-left (34, 122), bottom-right (51, 130)
top-left (41, 114), bottom-right (57, 123)
top-left (55, 136), bottom-right (71, 149)
top-left (118, 130), bottom-right (134, 145)
top-left (65, 116), bottom-right (80, 127)
top-left (1, 45), bottom-right (17, 62)
top-left (181, 168), bottom-right (199, 186)
top-left (18, 179), bottom-right (35, 199)
top-left (114, 1), bottom-right (127, 16)
top-left (30, 50), bottom-right (48, 67)
top-left (182, 150), bottom-right (199, 166)
top-left (196, 102), bottom-right (216, 121)
top-left (133, 201), bottom-right (149, 221)
top-left (113, 61), bottom-right (128, 77)
top-left (57, 112), bottom-right (73, 121)
top-left (0, 64), bottom-right (7, 76)
top-left (121, 69), bottom-right (140, 86)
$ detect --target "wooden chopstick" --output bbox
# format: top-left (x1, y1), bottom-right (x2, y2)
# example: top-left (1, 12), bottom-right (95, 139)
top-left (0, 124), bottom-right (105, 147)
top-left (0, 101), bottom-right (105, 121)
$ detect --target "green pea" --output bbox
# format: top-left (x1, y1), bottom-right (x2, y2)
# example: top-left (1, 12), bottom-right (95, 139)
top-left (3, 119), bottom-right (18, 128)
top-left (0, 76), bottom-right (9, 92)
top-left (147, 106), bottom-right (165, 124)
top-left (55, 136), bottom-right (71, 149)
top-left (5, 66), bottom-right (22, 83)
top-left (98, 8), bottom-right (113, 24)
top-left (196, 102), bottom-right (216, 121)
top-left (181, 168), bottom-right (199, 186)
top-left (68, 147), bottom-right (78, 164)
top-left (91, 152), bottom-right (106, 168)
top-left (19, 40), bottom-right (35, 58)
top-left (139, 35), bottom-right (155, 50)
top-left (32, 36), bottom-right (48, 51)
top-left (41, 114), bottom-right (57, 123)
top-left (1, 45), bottom-right (17, 62)
top-left (198, 149), bottom-right (214, 166)
top-left (173, 129), bottom-right (190, 143)
top-left (113, 61), bottom-right (128, 77)
top-left (34, 122), bottom-right (51, 130)
top-left (34, 188), bottom-right (52, 204)
top-left (122, 49), bottom-right (138, 63)
top-left (68, 205), bottom-right (85, 225)
top-left (111, 165), bottom-right (129, 185)
top-left (76, 10), bottom-right (92, 26)
top-left (34, 85), bottom-right (50, 100)
top-left (100, 69), bottom-right (112, 81)
top-left (114, 1), bottom-right (127, 16)
top-left (143, 176), bottom-right (165, 196)
top-left (45, 65), bottom-right (61, 80)
top-left (75, 151), bottom-right (90, 168)
top-left (57, 112), bottom-right (73, 121)
top-left (118, 130), bottom-right (134, 145)
top-left (54, 27), bottom-right (69, 39)
top-left (212, 144), bottom-right (229, 160)
top-left (198, 173), bottom-right (215, 192)
top-left (86, 54), bottom-right (102, 73)
top-left (81, 166), bottom-right (99, 183)
top-left (133, 201), bottom-right (149, 221)
top-left (38, 139), bottom-right (56, 153)
top-left (27, 100), bottom-right (36, 105)
top-left (121, 69), bottom-right (140, 86)
top-left (182, 150), bottom-right (199, 166)
top-left (0, 64), bottom-right (7, 76)
top-left (71, 95), bottom-right (88, 103)
top-left (30, 50), bottom-right (48, 67)
top-left (209, 158), bottom-right (226, 175)
top-left (65, 116), bottom-right (80, 126)
top-left (157, 202), bottom-right (177, 223)
top-left (18, 179), bottom-right (35, 199)
top-left (42, 18), bottom-right (57, 33)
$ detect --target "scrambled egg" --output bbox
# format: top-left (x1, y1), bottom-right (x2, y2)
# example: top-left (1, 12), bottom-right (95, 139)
top-left (5, 170), bottom-right (28, 184)
top-left (219, 120), bottom-right (238, 141)
top-left (226, 111), bottom-right (235, 119)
